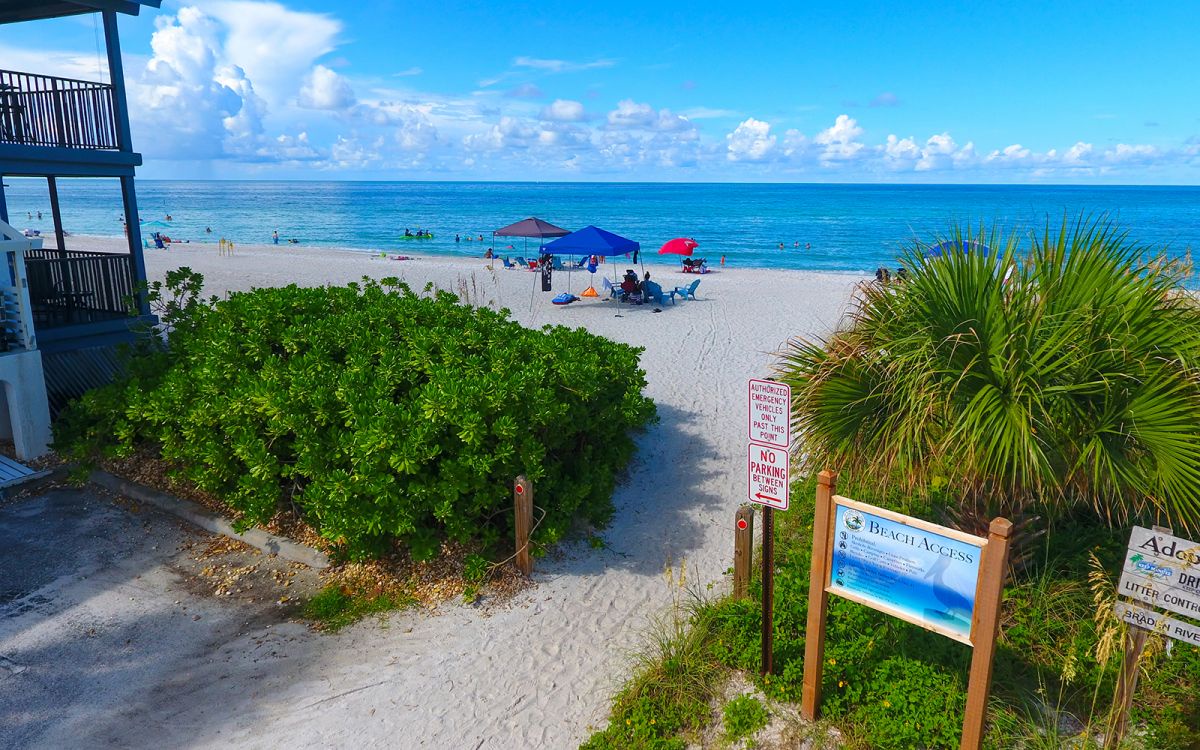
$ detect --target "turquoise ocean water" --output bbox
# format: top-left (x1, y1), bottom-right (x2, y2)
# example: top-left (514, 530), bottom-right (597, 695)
top-left (4, 180), bottom-right (1198, 274)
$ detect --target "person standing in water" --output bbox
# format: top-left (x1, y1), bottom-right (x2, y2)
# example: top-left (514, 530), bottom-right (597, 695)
top-left (272, 230), bottom-right (279, 245)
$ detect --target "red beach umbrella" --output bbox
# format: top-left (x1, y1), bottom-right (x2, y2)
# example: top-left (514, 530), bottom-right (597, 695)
top-left (659, 237), bottom-right (698, 256)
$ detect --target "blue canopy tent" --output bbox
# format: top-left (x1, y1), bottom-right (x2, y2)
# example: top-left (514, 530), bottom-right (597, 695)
top-left (542, 226), bottom-right (641, 297)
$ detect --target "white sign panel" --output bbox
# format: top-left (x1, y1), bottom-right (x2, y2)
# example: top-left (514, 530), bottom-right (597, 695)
top-left (1115, 602), bottom-right (1200, 648)
top-left (748, 379), bottom-right (791, 448)
top-left (747, 442), bottom-right (789, 510)
top-left (1117, 525), bottom-right (1200, 629)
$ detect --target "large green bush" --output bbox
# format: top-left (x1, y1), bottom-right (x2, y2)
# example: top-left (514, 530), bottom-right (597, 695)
top-left (56, 275), bottom-right (655, 558)
top-left (779, 217), bottom-right (1200, 533)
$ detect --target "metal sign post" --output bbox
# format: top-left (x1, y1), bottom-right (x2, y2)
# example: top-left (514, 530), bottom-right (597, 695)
top-left (761, 505), bottom-right (774, 675)
top-left (745, 377), bottom-right (791, 676)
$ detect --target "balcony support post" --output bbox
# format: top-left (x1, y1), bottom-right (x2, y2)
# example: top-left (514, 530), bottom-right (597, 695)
top-left (102, 11), bottom-right (133, 153)
top-left (103, 11), bottom-right (148, 315)
top-left (119, 176), bottom-right (148, 314)
top-left (0, 175), bottom-right (8, 224)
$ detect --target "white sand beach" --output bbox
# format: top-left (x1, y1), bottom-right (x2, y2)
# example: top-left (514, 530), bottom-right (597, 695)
top-left (55, 236), bottom-right (864, 748)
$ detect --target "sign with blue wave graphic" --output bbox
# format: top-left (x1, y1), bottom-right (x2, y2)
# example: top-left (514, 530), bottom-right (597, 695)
top-left (828, 499), bottom-right (986, 644)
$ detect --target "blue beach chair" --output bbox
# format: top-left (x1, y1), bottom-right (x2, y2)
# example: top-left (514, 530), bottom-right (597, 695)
top-left (643, 280), bottom-right (676, 305)
top-left (673, 279), bottom-right (701, 300)
top-left (551, 255), bottom-right (564, 270)
top-left (501, 256), bottom-right (517, 269)
top-left (514, 256), bottom-right (529, 268)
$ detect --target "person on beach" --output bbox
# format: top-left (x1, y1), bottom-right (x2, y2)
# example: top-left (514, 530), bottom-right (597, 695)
top-left (455, 234), bottom-right (461, 242)
top-left (478, 234), bottom-right (484, 242)
top-left (484, 247), bottom-right (494, 259)
top-left (721, 255), bottom-right (726, 267)
top-left (620, 270), bottom-right (639, 297)
top-left (272, 230), bottom-right (279, 245)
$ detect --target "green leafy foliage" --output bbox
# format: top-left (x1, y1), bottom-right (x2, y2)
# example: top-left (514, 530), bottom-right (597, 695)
top-left (778, 217), bottom-right (1200, 533)
top-left (303, 583), bottom-right (415, 631)
top-left (722, 694), bottom-right (768, 743)
top-left (56, 276), bottom-right (655, 559)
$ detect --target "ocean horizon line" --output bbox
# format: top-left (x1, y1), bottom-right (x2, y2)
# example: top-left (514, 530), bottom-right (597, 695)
top-left (6, 176), bottom-right (1200, 189)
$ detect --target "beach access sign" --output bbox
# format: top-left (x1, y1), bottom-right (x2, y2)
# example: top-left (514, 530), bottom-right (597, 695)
top-left (747, 379), bottom-right (791, 510)
top-left (1115, 526), bottom-right (1200, 647)
top-left (828, 497), bottom-right (986, 644)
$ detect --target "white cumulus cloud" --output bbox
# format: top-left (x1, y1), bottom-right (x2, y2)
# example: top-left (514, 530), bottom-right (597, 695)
top-left (298, 65), bottom-right (355, 110)
top-left (726, 118), bottom-right (776, 162)
top-left (541, 99), bottom-right (586, 122)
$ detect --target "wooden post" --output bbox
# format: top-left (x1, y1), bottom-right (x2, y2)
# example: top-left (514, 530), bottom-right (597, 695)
top-left (734, 505), bottom-right (754, 600)
top-left (1106, 524), bottom-right (1171, 749)
top-left (761, 506), bottom-right (775, 675)
top-left (801, 470), bottom-right (837, 720)
top-left (960, 517), bottom-right (1012, 750)
top-left (513, 475), bottom-right (533, 576)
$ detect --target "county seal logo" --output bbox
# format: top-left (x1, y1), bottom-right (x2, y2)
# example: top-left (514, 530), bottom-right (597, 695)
top-left (843, 510), bottom-right (864, 532)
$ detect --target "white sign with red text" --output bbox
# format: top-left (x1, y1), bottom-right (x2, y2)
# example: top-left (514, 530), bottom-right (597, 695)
top-left (748, 379), bottom-right (791, 448)
top-left (748, 442), bottom-right (789, 510)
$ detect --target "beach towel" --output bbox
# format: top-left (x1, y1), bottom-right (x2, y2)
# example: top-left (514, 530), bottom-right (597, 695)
top-left (552, 293), bottom-right (579, 305)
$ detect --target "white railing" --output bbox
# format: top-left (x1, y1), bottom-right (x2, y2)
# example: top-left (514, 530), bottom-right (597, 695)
top-left (0, 219), bottom-right (39, 352)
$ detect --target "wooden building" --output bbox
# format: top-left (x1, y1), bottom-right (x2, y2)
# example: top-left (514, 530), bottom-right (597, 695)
top-left (0, 0), bottom-right (161, 414)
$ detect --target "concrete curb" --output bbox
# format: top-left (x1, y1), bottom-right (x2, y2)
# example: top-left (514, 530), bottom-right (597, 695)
top-left (89, 470), bottom-right (330, 570)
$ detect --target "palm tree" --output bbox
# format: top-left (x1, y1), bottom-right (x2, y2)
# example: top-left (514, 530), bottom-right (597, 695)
top-left (778, 216), bottom-right (1200, 535)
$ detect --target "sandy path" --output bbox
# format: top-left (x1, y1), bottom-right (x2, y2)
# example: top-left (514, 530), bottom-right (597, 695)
top-left (49, 238), bottom-right (861, 748)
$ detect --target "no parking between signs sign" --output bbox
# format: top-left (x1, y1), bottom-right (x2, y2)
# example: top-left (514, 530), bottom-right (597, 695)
top-left (747, 379), bottom-right (791, 510)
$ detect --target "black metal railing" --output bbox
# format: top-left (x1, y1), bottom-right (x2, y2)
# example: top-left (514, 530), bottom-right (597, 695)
top-left (25, 250), bottom-right (135, 329)
top-left (0, 69), bottom-right (119, 150)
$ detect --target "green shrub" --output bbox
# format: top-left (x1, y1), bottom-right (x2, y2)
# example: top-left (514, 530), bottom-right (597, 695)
top-left (722, 694), bottom-right (768, 742)
top-left (56, 276), bottom-right (655, 559)
top-left (778, 217), bottom-right (1200, 533)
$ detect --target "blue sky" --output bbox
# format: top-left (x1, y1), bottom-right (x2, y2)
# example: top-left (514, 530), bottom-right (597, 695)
top-left (2, 0), bottom-right (1197, 182)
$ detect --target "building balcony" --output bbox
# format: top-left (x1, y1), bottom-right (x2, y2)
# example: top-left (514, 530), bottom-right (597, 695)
top-left (0, 68), bottom-right (119, 150)
top-left (23, 247), bottom-right (137, 332)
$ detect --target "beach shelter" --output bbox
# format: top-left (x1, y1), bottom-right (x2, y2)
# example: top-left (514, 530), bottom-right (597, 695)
top-left (543, 226), bottom-right (640, 298)
top-left (492, 217), bottom-right (570, 259)
top-left (495, 217), bottom-right (571, 240)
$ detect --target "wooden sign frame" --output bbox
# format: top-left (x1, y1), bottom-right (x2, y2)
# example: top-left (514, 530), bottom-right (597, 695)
top-left (800, 471), bottom-right (1012, 750)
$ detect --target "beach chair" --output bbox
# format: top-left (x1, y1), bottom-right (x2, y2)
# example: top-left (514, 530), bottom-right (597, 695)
top-left (673, 279), bottom-right (701, 300)
top-left (551, 256), bottom-right (564, 270)
top-left (602, 277), bottom-right (625, 301)
top-left (514, 256), bottom-right (529, 268)
top-left (643, 280), bottom-right (676, 306)
top-left (501, 256), bottom-right (517, 269)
